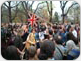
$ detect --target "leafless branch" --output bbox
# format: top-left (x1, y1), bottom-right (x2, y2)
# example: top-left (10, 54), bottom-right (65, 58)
top-left (46, 1), bottom-right (50, 14)
top-left (34, 1), bottom-right (46, 13)
top-left (62, 1), bottom-right (68, 9)
top-left (66, 3), bottom-right (78, 15)
top-left (29, 1), bottom-right (34, 8)
top-left (12, 5), bottom-right (18, 20)
top-left (3, 3), bottom-right (8, 8)
top-left (60, 1), bottom-right (62, 10)
top-left (11, 2), bottom-right (20, 8)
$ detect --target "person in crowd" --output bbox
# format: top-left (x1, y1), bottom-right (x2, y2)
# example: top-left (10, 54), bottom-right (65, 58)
top-left (54, 35), bottom-right (66, 60)
top-left (38, 40), bottom-right (55, 60)
top-left (13, 29), bottom-right (24, 51)
top-left (39, 28), bottom-right (45, 42)
top-left (47, 23), bottom-right (51, 30)
top-left (35, 30), bottom-right (39, 42)
top-left (75, 23), bottom-right (80, 33)
top-left (70, 25), bottom-right (77, 38)
top-left (14, 35), bottom-right (23, 51)
top-left (35, 31), bottom-right (40, 49)
top-left (23, 28), bottom-right (36, 49)
top-left (6, 46), bottom-right (21, 60)
top-left (66, 40), bottom-right (80, 60)
top-left (21, 25), bottom-right (29, 42)
top-left (1, 22), bottom-right (80, 60)
top-left (1, 36), bottom-right (7, 59)
top-left (49, 29), bottom-right (53, 41)
top-left (44, 34), bottom-right (49, 41)
top-left (22, 49), bottom-right (29, 60)
top-left (28, 46), bottom-right (38, 60)
top-left (28, 23), bottom-right (32, 33)
top-left (59, 27), bottom-right (67, 44)
top-left (35, 26), bottom-right (40, 49)
top-left (34, 21), bottom-right (40, 32)
top-left (66, 24), bottom-right (71, 33)
top-left (67, 32), bottom-right (78, 45)
top-left (52, 25), bottom-right (58, 36)
top-left (78, 37), bottom-right (80, 48)
top-left (44, 28), bottom-right (49, 35)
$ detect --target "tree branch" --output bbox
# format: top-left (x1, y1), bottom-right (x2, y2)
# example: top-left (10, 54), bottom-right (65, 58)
top-left (34, 1), bottom-right (46, 13)
top-left (46, 1), bottom-right (50, 14)
top-left (3, 3), bottom-right (8, 8)
top-left (21, 1), bottom-right (26, 12)
top-left (60, 1), bottom-right (62, 10)
top-left (29, 1), bottom-right (34, 8)
top-left (12, 5), bottom-right (18, 20)
top-left (11, 2), bottom-right (20, 8)
top-left (66, 3), bottom-right (78, 15)
top-left (29, 1), bottom-right (34, 11)
top-left (24, 1), bottom-right (29, 10)
top-left (62, 1), bottom-right (68, 9)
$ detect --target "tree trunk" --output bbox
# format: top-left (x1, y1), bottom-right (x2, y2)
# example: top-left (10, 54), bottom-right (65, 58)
top-left (25, 11), bottom-right (29, 23)
top-left (8, 2), bottom-right (12, 23)
top-left (50, 1), bottom-right (52, 22)
top-left (62, 16), bottom-right (65, 23)
top-left (9, 7), bottom-right (12, 23)
top-left (62, 9), bottom-right (65, 23)
top-left (1, 6), bottom-right (3, 22)
top-left (49, 16), bottom-right (52, 22)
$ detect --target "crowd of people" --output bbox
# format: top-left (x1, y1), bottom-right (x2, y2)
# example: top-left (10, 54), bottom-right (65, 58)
top-left (1, 21), bottom-right (80, 60)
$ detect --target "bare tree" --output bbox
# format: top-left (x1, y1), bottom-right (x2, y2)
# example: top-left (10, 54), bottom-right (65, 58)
top-left (60, 1), bottom-right (78, 23)
top-left (21, 1), bottom-right (35, 19)
top-left (34, 1), bottom-right (46, 14)
top-left (3, 1), bottom-right (20, 23)
top-left (46, 1), bottom-right (53, 22)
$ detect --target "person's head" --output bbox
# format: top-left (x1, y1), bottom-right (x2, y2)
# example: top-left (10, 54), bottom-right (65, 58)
top-left (17, 29), bottom-right (23, 36)
top-left (22, 25), bottom-right (28, 31)
top-left (67, 25), bottom-right (71, 32)
top-left (54, 35), bottom-right (62, 45)
top-left (41, 22), bottom-right (45, 25)
top-left (31, 28), bottom-right (36, 33)
top-left (6, 46), bottom-right (20, 60)
top-left (59, 28), bottom-right (65, 33)
top-left (38, 40), bottom-right (55, 60)
top-left (75, 23), bottom-right (79, 27)
top-left (14, 35), bottom-right (23, 50)
top-left (28, 46), bottom-right (37, 60)
top-left (52, 25), bottom-right (57, 29)
top-left (70, 25), bottom-right (75, 31)
top-left (49, 30), bottom-right (53, 35)
top-left (44, 34), bottom-right (49, 40)
top-left (47, 23), bottom-right (51, 28)
top-left (6, 29), bottom-right (11, 38)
